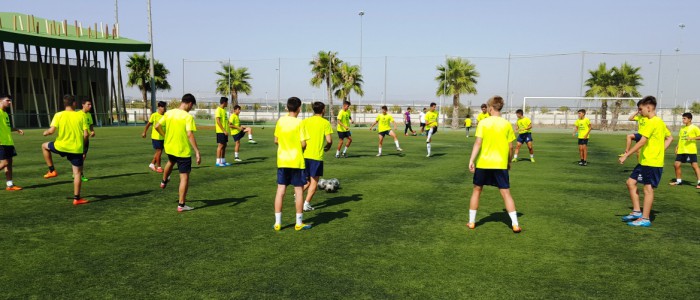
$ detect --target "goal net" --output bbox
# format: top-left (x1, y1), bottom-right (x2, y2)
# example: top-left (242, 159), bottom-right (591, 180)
top-left (519, 96), bottom-right (642, 129)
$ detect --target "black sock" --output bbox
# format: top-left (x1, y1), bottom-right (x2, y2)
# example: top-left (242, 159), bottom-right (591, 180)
top-left (74, 195), bottom-right (80, 200)
top-left (178, 203), bottom-right (185, 207)
top-left (49, 166), bottom-right (55, 172)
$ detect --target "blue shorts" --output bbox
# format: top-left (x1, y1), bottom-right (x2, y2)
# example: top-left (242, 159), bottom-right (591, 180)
top-left (517, 133), bottom-right (533, 144)
top-left (167, 154), bottom-right (192, 173)
top-left (473, 168), bottom-right (510, 189)
top-left (277, 168), bottom-right (307, 187)
top-left (304, 159), bottom-right (324, 177)
top-left (338, 131), bottom-right (352, 139)
top-left (48, 142), bottom-right (83, 167)
top-left (633, 133), bottom-right (642, 142)
top-left (0, 145), bottom-right (17, 160)
top-left (83, 139), bottom-right (90, 154)
top-left (629, 164), bottom-right (662, 188)
top-left (232, 131), bottom-right (246, 142)
top-left (578, 139), bottom-right (589, 145)
top-left (675, 154), bottom-right (698, 163)
top-left (216, 133), bottom-right (229, 144)
top-left (152, 139), bottom-right (164, 150)
top-left (379, 130), bottom-right (391, 137)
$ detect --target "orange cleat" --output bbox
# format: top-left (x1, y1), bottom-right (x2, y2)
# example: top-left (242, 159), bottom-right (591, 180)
top-left (466, 222), bottom-right (475, 229)
top-left (156, 167), bottom-right (164, 173)
top-left (512, 225), bottom-right (522, 233)
top-left (5, 185), bottom-right (22, 191)
top-left (73, 198), bottom-right (89, 205)
top-left (43, 170), bottom-right (58, 179)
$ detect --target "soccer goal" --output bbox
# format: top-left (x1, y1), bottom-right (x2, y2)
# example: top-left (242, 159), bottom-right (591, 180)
top-left (520, 96), bottom-right (642, 127)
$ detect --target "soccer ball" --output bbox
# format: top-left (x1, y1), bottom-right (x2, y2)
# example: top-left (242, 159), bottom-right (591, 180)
top-left (317, 178), bottom-right (340, 193)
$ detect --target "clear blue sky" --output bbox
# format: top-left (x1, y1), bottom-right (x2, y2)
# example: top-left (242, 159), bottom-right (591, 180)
top-left (3, 0), bottom-right (699, 107)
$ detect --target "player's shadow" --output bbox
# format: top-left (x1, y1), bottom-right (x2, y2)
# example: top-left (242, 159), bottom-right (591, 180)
top-left (92, 172), bottom-right (148, 180)
top-left (475, 210), bottom-right (524, 229)
top-left (24, 180), bottom-right (73, 189)
top-left (618, 208), bottom-right (661, 221)
top-left (192, 195), bottom-right (256, 209)
top-left (306, 209), bottom-right (351, 228)
top-left (233, 157), bottom-right (267, 166)
top-left (382, 152), bottom-right (405, 157)
top-left (344, 154), bottom-right (374, 158)
top-left (430, 153), bottom-right (446, 157)
top-left (86, 190), bottom-right (153, 203)
top-left (314, 193), bottom-right (363, 209)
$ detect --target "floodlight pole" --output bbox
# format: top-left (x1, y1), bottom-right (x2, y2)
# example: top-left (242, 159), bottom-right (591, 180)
top-left (358, 10), bottom-right (364, 109)
top-left (147, 0), bottom-right (156, 113)
top-left (673, 23), bottom-right (685, 108)
top-left (181, 58), bottom-right (185, 95)
top-left (506, 53), bottom-right (511, 114)
top-left (655, 50), bottom-right (662, 100)
top-left (277, 58), bottom-right (281, 119)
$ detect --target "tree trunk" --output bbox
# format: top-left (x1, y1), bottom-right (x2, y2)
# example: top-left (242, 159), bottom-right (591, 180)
top-left (610, 100), bottom-right (623, 130)
top-left (140, 86), bottom-right (148, 120)
top-left (451, 94), bottom-right (460, 129)
top-left (600, 100), bottom-right (608, 129)
top-left (327, 79), bottom-right (335, 125)
top-left (232, 91), bottom-right (238, 108)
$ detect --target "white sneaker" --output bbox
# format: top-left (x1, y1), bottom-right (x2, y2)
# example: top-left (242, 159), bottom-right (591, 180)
top-left (376, 153), bottom-right (382, 157)
top-left (234, 157), bottom-right (242, 162)
top-left (177, 205), bottom-right (194, 212)
top-left (149, 164), bottom-right (156, 172)
top-left (303, 203), bottom-right (315, 212)
top-left (426, 154), bottom-right (431, 158)
top-left (396, 147), bottom-right (403, 152)
top-left (248, 140), bottom-right (257, 144)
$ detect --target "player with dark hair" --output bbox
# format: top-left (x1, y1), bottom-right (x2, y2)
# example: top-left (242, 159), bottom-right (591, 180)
top-left (301, 101), bottom-right (333, 211)
top-left (512, 109), bottom-right (534, 163)
top-left (573, 109), bottom-right (591, 166)
top-left (142, 101), bottom-right (167, 173)
top-left (670, 112), bottom-right (700, 188)
top-left (335, 100), bottom-right (353, 158)
top-left (369, 105), bottom-right (403, 157)
top-left (229, 104), bottom-right (257, 162)
top-left (0, 94), bottom-right (24, 191)
top-left (215, 97), bottom-right (230, 167)
top-left (77, 98), bottom-right (96, 181)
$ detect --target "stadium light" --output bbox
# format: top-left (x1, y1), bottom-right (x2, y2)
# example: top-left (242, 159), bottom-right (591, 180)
top-left (673, 23), bottom-right (685, 108)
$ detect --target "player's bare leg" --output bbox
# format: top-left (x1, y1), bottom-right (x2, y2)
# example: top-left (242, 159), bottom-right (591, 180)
top-left (626, 178), bottom-right (641, 212)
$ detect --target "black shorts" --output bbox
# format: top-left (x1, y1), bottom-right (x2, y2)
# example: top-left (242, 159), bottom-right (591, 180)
top-left (83, 139), bottom-right (90, 155)
top-left (629, 164), bottom-right (663, 188)
top-left (168, 154), bottom-right (192, 173)
top-left (216, 133), bottom-right (229, 144)
top-left (232, 131), bottom-right (246, 142)
top-left (379, 130), bottom-right (391, 137)
top-left (338, 131), bottom-right (352, 139)
top-left (304, 159), bottom-right (324, 177)
top-left (48, 142), bottom-right (83, 167)
top-left (0, 145), bottom-right (17, 160)
top-left (517, 133), bottom-right (533, 144)
top-left (473, 168), bottom-right (510, 189)
top-left (578, 139), bottom-right (589, 145)
top-left (427, 127), bottom-right (438, 135)
top-left (420, 122), bottom-right (426, 128)
top-left (675, 154), bottom-right (698, 163)
top-left (152, 139), bottom-right (164, 150)
top-left (633, 133), bottom-right (642, 142)
top-left (277, 168), bottom-right (307, 187)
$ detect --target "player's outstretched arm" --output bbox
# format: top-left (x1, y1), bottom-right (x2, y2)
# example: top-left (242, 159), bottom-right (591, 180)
top-left (43, 126), bottom-right (56, 136)
top-left (468, 137), bottom-right (483, 173)
top-left (142, 122), bottom-right (152, 138)
top-left (620, 137), bottom-right (648, 164)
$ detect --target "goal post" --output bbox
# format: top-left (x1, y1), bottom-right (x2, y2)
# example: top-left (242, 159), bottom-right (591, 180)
top-left (520, 96), bottom-right (642, 128)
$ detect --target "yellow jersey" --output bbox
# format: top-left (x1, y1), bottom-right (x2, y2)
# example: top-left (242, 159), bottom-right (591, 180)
top-left (275, 115), bottom-right (308, 169)
top-left (574, 117), bottom-right (591, 139)
top-left (425, 111), bottom-right (438, 129)
top-left (77, 110), bottom-right (93, 127)
top-left (638, 116), bottom-right (671, 167)
top-left (302, 115), bottom-right (333, 161)
top-left (50, 111), bottom-right (87, 154)
top-left (337, 109), bottom-right (352, 132)
top-left (516, 117), bottom-right (532, 134)
top-left (678, 124), bottom-right (700, 154)
top-left (159, 109), bottom-right (197, 158)
top-left (0, 109), bottom-right (13, 146)
top-left (148, 112), bottom-right (165, 140)
top-left (215, 107), bottom-right (228, 134)
top-left (464, 118), bottom-right (472, 128)
top-left (229, 113), bottom-right (241, 135)
top-left (376, 114), bottom-right (394, 132)
top-left (475, 116), bottom-right (515, 169)
top-left (477, 112), bottom-right (490, 123)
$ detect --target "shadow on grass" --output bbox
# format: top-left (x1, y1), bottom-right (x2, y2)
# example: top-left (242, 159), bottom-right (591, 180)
top-left (233, 157), bottom-right (268, 166)
top-left (475, 209), bottom-right (525, 229)
top-left (91, 172), bottom-right (148, 180)
top-left (314, 193), bottom-right (363, 209)
top-left (87, 190), bottom-right (154, 203)
top-left (617, 208), bottom-right (661, 221)
top-left (306, 209), bottom-right (351, 228)
top-left (191, 195), bottom-right (256, 209)
top-left (430, 153), bottom-right (446, 157)
top-left (24, 180), bottom-right (73, 189)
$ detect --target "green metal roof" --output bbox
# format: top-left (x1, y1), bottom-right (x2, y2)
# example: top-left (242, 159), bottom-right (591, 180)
top-left (0, 12), bottom-right (150, 52)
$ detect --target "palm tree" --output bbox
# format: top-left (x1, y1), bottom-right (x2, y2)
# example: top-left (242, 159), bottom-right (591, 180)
top-left (215, 63), bottom-right (252, 107)
top-left (436, 57), bottom-right (479, 129)
top-left (310, 51), bottom-right (342, 122)
top-left (609, 63), bottom-right (643, 129)
top-left (584, 63), bottom-right (615, 128)
top-left (126, 53), bottom-right (171, 116)
top-left (333, 63), bottom-right (364, 103)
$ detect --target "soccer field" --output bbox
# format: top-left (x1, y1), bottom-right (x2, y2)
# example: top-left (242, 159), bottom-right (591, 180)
top-left (1, 126), bottom-right (698, 298)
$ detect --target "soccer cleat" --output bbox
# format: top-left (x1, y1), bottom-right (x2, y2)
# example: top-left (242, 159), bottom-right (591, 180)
top-left (273, 223), bottom-right (281, 231)
top-left (5, 185), bottom-right (22, 191)
top-left (426, 154), bottom-right (431, 158)
top-left (73, 198), bottom-right (89, 205)
top-left (223, 162), bottom-right (232, 166)
top-left (295, 223), bottom-right (312, 231)
top-left (621, 211), bottom-right (642, 222)
top-left (149, 164), bottom-right (157, 172)
top-left (696, 183), bottom-right (700, 189)
top-left (81, 175), bottom-right (89, 182)
top-left (669, 180), bottom-right (682, 186)
top-left (160, 178), bottom-right (169, 189)
top-left (396, 147), bottom-right (403, 152)
top-left (376, 153), bottom-right (382, 157)
top-left (512, 225), bottom-right (522, 233)
top-left (234, 157), bottom-right (242, 162)
top-left (177, 205), bottom-right (194, 212)
top-left (43, 170), bottom-right (58, 179)
top-left (335, 154), bottom-right (340, 158)
top-left (303, 203), bottom-right (315, 212)
top-left (342, 153), bottom-right (347, 158)
top-left (578, 161), bottom-right (583, 166)
top-left (530, 157), bottom-right (535, 163)
top-left (511, 157), bottom-right (517, 162)
top-left (627, 218), bottom-right (651, 227)
top-left (248, 139), bottom-right (257, 144)
top-left (582, 161), bottom-right (588, 166)
top-left (466, 222), bottom-right (475, 229)
top-left (156, 167), bottom-right (164, 173)
top-left (215, 163), bottom-right (225, 167)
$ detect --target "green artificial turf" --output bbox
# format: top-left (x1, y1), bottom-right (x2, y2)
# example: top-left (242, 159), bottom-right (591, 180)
top-left (1, 125), bottom-right (698, 298)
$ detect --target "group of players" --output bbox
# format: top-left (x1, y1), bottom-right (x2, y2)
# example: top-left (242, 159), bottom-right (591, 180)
top-left (1, 92), bottom-right (697, 230)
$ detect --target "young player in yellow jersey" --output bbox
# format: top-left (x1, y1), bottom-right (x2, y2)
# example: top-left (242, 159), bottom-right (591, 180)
top-left (155, 94), bottom-right (201, 212)
top-left (214, 97), bottom-right (231, 167)
top-left (369, 105), bottom-right (403, 157)
top-left (476, 103), bottom-right (490, 125)
top-left (141, 101), bottom-right (166, 173)
top-left (619, 96), bottom-right (673, 227)
top-left (512, 109), bottom-right (535, 163)
top-left (573, 109), bottom-right (591, 166)
top-left (41, 95), bottom-right (89, 205)
top-left (77, 99), bottom-right (96, 182)
top-left (302, 102), bottom-right (333, 211)
top-left (464, 116), bottom-right (472, 137)
top-left (467, 96), bottom-right (521, 233)
top-left (335, 101), bottom-right (353, 158)
top-left (229, 105), bottom-right (257, 162)
top-left (273, 97), bottom-right (311, 231)
top-left (0, 94), bottom-right (24, 191)
top-left (669, 112), bottom-right (700, 188)
top-left (425, 102), bottom-right (438, 157)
